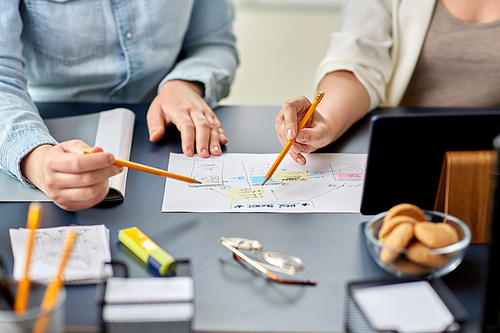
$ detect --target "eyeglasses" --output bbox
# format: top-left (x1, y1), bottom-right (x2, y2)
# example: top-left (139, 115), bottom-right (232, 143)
top-left (219, 237), bottom-right (316, 285)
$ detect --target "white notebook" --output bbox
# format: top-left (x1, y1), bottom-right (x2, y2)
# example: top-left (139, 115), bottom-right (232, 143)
top-left (0, 108), bottom-right (135, 202)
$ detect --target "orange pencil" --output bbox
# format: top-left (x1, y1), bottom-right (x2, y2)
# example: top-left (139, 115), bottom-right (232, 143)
top-left (14, 203), bottom-right (42, 315)
top-left (83, 151), bottom-right (201, 184)
top-left (33, 227), bottom-right (77, 333)
top-left (262, 91), bottom-right (325, 185)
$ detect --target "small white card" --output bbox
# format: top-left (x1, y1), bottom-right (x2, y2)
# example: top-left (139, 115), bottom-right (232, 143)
top-left (352, 281), bottom-right (455, 333)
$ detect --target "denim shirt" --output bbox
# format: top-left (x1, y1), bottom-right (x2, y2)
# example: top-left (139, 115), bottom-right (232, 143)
top-left (0, 0), bottom-right (238, 185)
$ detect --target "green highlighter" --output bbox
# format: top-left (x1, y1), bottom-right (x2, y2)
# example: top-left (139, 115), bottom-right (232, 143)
top-left (118, 227), bottom-right (175, 276)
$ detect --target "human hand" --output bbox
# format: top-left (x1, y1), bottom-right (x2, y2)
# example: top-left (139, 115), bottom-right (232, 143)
top-left (147, 80), bottom-right (227, 158)
top-left (20, 140), bottom-right (123, 211)
top-left (275, 95), bottom-right (335, 165)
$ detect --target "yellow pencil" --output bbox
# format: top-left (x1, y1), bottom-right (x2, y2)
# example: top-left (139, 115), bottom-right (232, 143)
top-left (262, 91), bottom-right (325, 185)
top-left (83, 151), bottom-right (201, 184)
top-left (14, 203), bottom-right (42, 315)
top-left (32, 227), bottom-right (77, 333)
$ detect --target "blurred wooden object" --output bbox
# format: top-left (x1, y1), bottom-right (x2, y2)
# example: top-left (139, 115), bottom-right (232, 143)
top-left (435, 150), bottom-right (496, 243)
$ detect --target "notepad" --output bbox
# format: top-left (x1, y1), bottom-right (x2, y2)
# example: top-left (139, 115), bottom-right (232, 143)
top-left (10, 225), bottom-right (112, 284)
top-left (352, 280), bottom-right (455, 333)
top-left (0, 108), bottom-right (135, 202)
top-left (103, 277), bottom-right (194, 322)
top-left (226, 187), bottom-right (265, 201)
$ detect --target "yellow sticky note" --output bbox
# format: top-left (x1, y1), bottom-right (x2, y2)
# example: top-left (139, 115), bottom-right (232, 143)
top-left (200, 180), bottom-right (221, 184)
top-left (196, 176), bottom-right (221, 183)
top-left (272, 170), bottom-right (308, 182)
top-left (226, 187), bottom-right (266, 201)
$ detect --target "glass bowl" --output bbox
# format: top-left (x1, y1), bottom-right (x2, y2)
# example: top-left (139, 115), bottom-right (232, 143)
top-left (364, 210), bottom-right (471, 278)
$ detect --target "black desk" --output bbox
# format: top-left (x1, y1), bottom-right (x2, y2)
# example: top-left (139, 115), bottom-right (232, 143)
top-left (0, 103), bottom-right (488, 332)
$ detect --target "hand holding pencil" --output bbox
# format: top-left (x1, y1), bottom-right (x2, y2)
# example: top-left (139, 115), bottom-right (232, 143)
top-left (21, 140), bottom-right (124, 212)
top-left (83, 151), bottom-right (201, 184)
top-left (264, 92), bottom-right (325, 185)
top-left (273, 92), bottom-right (332, 168)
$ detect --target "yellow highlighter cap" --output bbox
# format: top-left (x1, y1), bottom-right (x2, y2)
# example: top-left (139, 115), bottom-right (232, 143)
top-left (118, 227), bottom-right (150, 264)
top-left (118, 227), bottom-right (175, 276)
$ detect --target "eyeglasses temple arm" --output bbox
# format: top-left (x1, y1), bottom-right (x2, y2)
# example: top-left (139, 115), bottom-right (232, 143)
top-left (220, 240), bottom-right (316, 286)
top-left (220, 241), bottom-right (270, 276)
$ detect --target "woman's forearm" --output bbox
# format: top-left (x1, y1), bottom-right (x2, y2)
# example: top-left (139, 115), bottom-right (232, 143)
top-left (317, 70), bottom-right (371, 143)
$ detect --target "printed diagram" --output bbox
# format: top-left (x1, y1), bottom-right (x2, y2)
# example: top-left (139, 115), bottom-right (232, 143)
top-left (11, 225), bottom-right (111, 283)
top-left (31, 228), bottom-right (105, 271)
top-left (190, 160), bottom-right (225, 185)
top-left (163, 153), bottom-right (367, 213)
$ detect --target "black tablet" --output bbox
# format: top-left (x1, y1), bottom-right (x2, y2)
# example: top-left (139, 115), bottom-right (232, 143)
top-left (360, 109), bottom-right (500, 215)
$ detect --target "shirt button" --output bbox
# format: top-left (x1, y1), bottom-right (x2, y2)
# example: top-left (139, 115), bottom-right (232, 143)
top-left (124, 31), bottom-right (132, 39)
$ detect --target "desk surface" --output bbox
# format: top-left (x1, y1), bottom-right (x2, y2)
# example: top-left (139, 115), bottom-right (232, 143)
top-left (0, 103), bottom-right (488, 333)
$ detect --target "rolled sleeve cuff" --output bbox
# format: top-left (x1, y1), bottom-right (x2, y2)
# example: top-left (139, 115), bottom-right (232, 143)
top-left (159, 71), bottom-right (221, 110)
top-left (315, 62), bottom-right (386, 112)
top-left (0, 128), bottom-right (57, 186)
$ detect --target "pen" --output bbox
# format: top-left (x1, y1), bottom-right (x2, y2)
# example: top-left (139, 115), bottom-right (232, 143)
top-left (83, 150), bottom-right (201, 184)
top-left (262, 91), bottom-right (325, 185)
top-left (14, 203), bottom-right (42, 315)
top-left (33, 227), bottom-right (77, 333)
top-left (118, 227), bottom-right (175, 276)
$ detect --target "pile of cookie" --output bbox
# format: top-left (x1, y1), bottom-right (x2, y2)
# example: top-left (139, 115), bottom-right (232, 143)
top-left (378, 203), bottom-right (460, 275)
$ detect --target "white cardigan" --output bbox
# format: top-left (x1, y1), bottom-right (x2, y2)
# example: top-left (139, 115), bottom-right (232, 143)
top-left (315, 0), bottom-right (438, 110)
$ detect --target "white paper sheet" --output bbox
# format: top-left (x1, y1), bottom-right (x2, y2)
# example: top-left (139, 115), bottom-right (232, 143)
top-left (10, 225), bottom-right (111, 284)
top-left (352, 281), bottom-right (455, 333)
top-left (162, 153), bottom-right (366, 213)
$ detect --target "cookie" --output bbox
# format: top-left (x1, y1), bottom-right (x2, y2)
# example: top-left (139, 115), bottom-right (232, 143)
top-left (414, 221), bottom-right (460, 249)
top-left (379, 222), bottom-right (414, 264)
top-left (379, 215), bottom-right (419, 240)
top-left (405, 241), bottom-right (449, 268)
top-left (384, 203), bottom-right (426, 223)
top-left (389, 256), bottom-right (433, 276)
top-left (439, 222), bottom-right (460, 242)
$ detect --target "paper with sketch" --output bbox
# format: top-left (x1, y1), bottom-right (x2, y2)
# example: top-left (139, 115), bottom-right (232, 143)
top-left (10, 224), bottom-right (111, 284)
top-left (162, 153), bottom-right (366, 213)
top-left (0, 108), bottom-right (135, 202)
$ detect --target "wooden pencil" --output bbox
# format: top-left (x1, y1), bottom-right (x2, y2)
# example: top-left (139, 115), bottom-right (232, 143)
top-left (83, 151), bottom-right (201, 184)
top-left (33, 227), bottom-right (77, 333)
top-left (262, 91), bottom-right (325, 185)
top-left (14, 203), bottom-right (42, 315)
